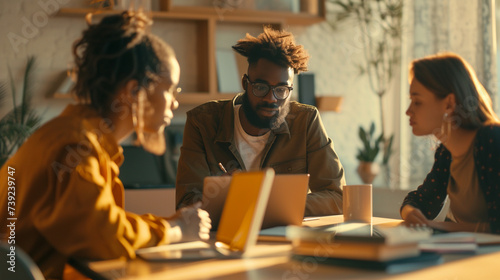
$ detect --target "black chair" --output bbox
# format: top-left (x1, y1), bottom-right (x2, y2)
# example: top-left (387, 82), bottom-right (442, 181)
top-left (119, 126), bottom-right (183, 189)
top-left (119, 145), bottom-right (171, 188)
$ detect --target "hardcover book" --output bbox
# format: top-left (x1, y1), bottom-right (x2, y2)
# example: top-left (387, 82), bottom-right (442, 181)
top-left (292, 253), bottom-right (443, 274)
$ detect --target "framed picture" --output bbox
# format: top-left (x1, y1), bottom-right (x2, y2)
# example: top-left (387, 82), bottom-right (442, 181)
top-left (216, 49), bottom-right (242, 93)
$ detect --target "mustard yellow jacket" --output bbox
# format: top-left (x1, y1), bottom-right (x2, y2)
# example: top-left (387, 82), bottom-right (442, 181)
top-left (0, 105), bottom-right (171, 279)
top-left (176, 94), bottom-right (345, 216)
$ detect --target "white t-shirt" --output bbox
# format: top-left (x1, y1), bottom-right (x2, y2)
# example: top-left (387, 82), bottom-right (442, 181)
top-left (233, 105), bottom-right (270, 171)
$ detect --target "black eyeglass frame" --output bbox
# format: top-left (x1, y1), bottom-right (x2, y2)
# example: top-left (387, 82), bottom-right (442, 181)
top-left (244, 74), bottom-right (293, 100)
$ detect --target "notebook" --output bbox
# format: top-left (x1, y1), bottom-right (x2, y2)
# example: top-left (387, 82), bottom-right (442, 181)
top-left (136, 168), bottom-right (275, 260)
top-left (202, 173), bottom-right (310, 230)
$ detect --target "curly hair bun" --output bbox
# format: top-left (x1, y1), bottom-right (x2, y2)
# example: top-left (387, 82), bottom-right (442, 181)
top-left (72, 11), bottom-right (174, 116)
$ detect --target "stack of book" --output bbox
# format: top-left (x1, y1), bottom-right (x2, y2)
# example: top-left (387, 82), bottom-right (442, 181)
top-left (287, 223), bottom-right (441, 273)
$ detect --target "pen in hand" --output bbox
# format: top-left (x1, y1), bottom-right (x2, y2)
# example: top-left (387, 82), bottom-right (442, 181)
top-left (218, 162), bottom-right (228, 174)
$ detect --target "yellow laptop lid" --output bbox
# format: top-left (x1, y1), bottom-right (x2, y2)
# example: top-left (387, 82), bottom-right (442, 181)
top-left (215, 168), bottom-right (275, 253)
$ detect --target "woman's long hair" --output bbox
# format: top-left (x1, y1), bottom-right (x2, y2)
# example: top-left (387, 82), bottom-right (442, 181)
top-left (410, 52), bottom-right (499, 129)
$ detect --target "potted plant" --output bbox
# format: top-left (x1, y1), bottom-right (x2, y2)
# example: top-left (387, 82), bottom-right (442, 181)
top-left (356, 122), bottom-right (383, 184)
top-left (0, 56), bottom-right (42, 167)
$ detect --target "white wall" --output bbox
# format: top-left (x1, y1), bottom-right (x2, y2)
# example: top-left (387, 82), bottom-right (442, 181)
top-left (124, 188), bottom-right (176, 217)
top-left (0, 1), bottom-right (82, 121)
top-left (0, 1), bottom-right (387, 188)
top-left (290, 22), bottom-right (387, 187)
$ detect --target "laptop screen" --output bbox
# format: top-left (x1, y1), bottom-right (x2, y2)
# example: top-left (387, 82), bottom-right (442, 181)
top-left (203, 174), bottom-right (310, 230)
top-left (215, 169), bottom-right (275, 252)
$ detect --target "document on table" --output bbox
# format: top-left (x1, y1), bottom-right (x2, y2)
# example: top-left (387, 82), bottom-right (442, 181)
top-left (418, 232), bottom-right (500, 253)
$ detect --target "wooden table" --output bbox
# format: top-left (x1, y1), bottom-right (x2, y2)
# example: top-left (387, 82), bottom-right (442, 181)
top-left (72, 216), bottom-right (500, 280)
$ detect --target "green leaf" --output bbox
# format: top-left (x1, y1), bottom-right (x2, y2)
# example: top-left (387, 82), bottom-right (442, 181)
top-left (359, 126), bottom-right (367, 144)
top-left (383, 134), bottom-right (394, 164)
top-left (7, 67), bottom-right (17, 123)
top-left (357, 122), bottom-right (382, 162)
top-left (21, 56), bottom-right (36, 125)
top-left (0, 82), bottom-right (6, 108)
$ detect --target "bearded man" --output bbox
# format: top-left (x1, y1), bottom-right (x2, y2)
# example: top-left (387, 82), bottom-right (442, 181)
top-left (175, 27), bottom-right (345, 216)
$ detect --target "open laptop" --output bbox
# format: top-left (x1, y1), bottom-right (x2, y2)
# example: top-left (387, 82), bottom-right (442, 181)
top-left (136, 169), bottom-right (275, 260)
top-left (202, 173), bottom-right (310, 230)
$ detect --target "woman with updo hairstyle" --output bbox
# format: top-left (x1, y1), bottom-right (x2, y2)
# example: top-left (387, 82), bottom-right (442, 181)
top-left (0, 11), bottom-right (211, 280)
top-left (401, 52), bottom-right (500, 234)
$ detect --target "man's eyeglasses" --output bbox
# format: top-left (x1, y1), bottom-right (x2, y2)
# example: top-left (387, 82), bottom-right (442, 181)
top-left (244, 74), bottom-right (293, 100)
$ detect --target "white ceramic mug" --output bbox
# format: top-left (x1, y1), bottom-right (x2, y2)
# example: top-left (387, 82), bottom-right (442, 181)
top-left (343, 184), bottom-right (372, 223)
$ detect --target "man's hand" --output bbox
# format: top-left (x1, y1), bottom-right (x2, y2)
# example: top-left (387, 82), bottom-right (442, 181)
top-left (166, 202), bottom-right (212, 243)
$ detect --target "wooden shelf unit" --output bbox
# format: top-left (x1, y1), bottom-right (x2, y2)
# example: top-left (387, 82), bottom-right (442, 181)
top-left (57, 1), bottom-right (325, 105)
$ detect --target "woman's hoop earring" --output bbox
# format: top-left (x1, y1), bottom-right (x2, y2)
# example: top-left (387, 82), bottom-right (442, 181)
top-left (132, 102), bottom-right (138, 128)
top-left (132, 91), bottom-right (145, 146)
top-left (440, 112), bottom-right (452, 142)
